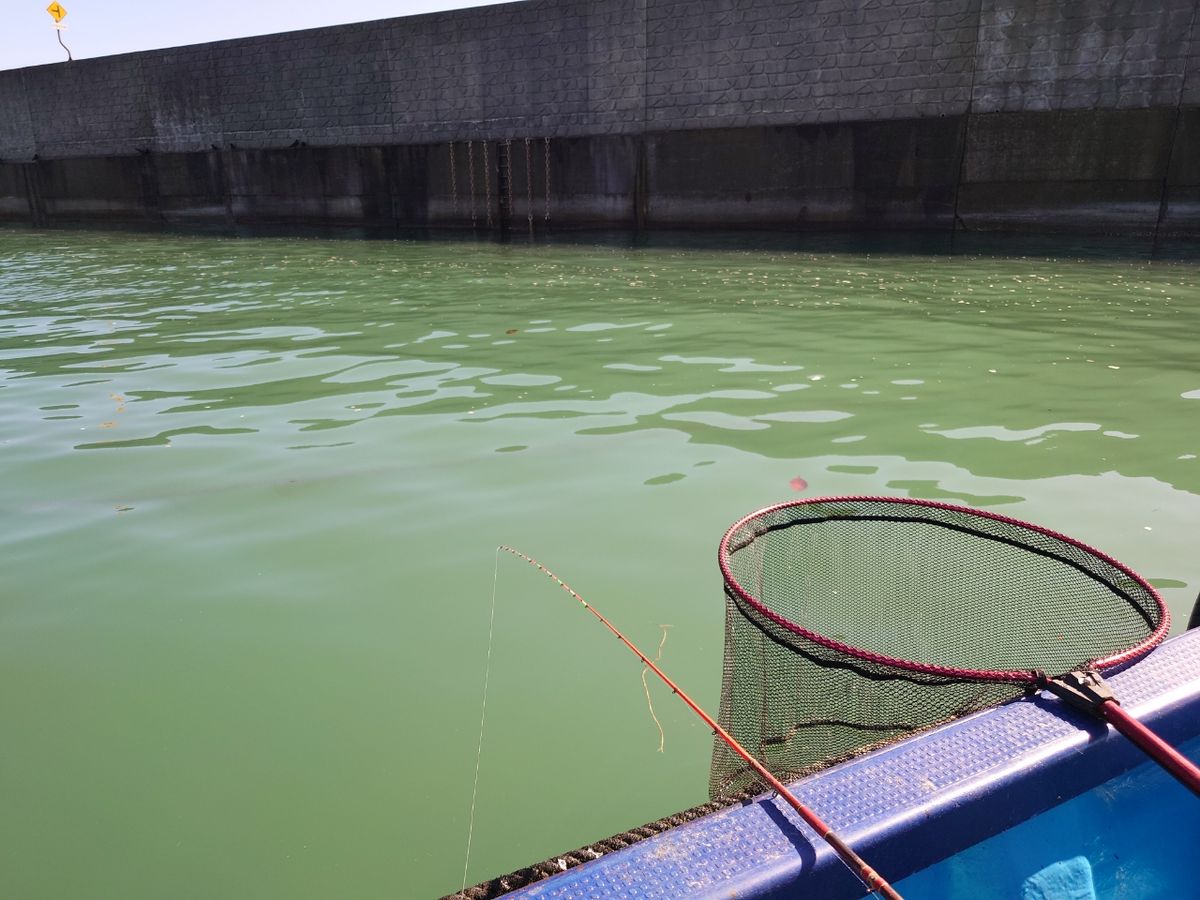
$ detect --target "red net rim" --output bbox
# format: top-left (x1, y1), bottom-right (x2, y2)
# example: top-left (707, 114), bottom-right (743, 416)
top-left (718, 495), bottom-right (1171, 684)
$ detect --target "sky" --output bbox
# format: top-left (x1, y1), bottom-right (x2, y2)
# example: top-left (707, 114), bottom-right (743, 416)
top-left (1, 0), bottom-right (513, 71)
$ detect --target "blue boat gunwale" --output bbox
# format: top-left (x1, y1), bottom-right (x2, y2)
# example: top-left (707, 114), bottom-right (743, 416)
top-left (506, 628), bottom-right (1200, 898)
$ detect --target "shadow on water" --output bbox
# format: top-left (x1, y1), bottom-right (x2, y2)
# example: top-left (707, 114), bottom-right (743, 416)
top-left (260, 227), bottom-right (1200, 263)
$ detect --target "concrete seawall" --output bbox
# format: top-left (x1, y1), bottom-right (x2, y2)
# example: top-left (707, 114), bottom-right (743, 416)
top-left (1, 0), bottom-right (1197, 235)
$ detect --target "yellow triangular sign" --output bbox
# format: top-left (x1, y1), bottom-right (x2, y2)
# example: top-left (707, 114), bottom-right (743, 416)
top-left (47, 2), bottom-right (67, 23)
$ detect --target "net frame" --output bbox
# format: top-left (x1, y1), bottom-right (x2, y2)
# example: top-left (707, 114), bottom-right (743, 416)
top-left (719, 496), bottom-right (1170, 683)
top-left (711, 496), bottom-right (1171, 797)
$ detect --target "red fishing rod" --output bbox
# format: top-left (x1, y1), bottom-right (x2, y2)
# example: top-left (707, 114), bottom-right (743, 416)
top-left (500, 546), bottom-right (903, 900)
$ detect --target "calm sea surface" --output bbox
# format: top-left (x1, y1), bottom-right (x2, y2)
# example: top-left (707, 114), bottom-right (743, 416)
top-left (2, 228), bottom-right (1198, 897)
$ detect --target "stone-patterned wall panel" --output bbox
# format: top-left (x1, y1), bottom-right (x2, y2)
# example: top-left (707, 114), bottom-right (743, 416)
top-left (479, 2), bottom-right (591, 130)
top-left (0, 70), bottom-right (36, 160)
top-left (644, 0), bottom-right (981, 132)
top-left (388, 12), bottom-right (486, 140)
top-left (21, 56), bottom-right (150, 157)
top-left (387, 0), bottom-right (639, 142)
top-left (973, 0), bottom-right (1196, 113)
top-left (214, 23), bottom-right (393, 147)
top-left (3, 0), bottom-right (1198, 235)
top-left (586, 0), bottom-right (647, 132)
top-left (7, 0), bottom-right (1200, 159)
top-left (1183, 6), bottom-right (1200, 105)
top-left (139, 45), bottom-right (225, 152)
top-left (309, 25), bottom-right (395, 146)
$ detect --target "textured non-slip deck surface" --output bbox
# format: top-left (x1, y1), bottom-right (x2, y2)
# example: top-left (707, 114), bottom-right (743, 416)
top-left (509, 629), bottom-right (1200, 899)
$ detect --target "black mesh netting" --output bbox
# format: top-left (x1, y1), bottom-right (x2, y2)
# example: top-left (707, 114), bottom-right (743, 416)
top-left (710, 497), bottom-right (1165, 799)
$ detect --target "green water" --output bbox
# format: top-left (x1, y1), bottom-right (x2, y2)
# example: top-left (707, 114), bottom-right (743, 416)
top-left (2, 228), bottom-right (1198, 898)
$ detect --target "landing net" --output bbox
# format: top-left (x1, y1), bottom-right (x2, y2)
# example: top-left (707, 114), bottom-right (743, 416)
top-left (711, 496), bottom-right (1168, 798)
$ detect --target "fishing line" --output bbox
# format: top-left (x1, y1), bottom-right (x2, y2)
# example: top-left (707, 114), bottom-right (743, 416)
top-left (641, 624), bottom-right (672, 752)
top-left (460, 547), bottom-right (501, 893)
top-left (496, 545), bottom-right (902, 900)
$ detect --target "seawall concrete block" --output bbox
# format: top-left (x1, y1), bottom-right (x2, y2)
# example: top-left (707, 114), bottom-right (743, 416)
top-left (138, 45), bottom-right (226, 152)
top-left (5, 0), bottom-right (1200, 158)
top-left (646, 0), bottom-right (979, 131)
top-left (646, 117), bottom-right (960, 228)
top-left (973, 0), bottom-right (1195, 113)
top-left (958, 107), bottom-right (1176, 233)
top-left (1184, 8), bottom-right (1200, 105)
top-left (2, 0), bottom-right (1198, 235)
top-left (385, 0), bottom-right (645, 142)
top-left (0, 163), bottom-right (33, 221)
top-left (0, 69), bottom-right (35, 160)
top-left (1163, 107), bottom-right (1199, 234)
top-left (20, 55), bottom-right (152, 158)
top-left (34, 155), bottom-right (153, 221)
top-left (965, 108), bottom-right (1175, 183)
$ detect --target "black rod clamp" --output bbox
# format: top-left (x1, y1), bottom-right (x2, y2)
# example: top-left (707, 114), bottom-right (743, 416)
top-left (1036, 669), bottom-right (1119, 716)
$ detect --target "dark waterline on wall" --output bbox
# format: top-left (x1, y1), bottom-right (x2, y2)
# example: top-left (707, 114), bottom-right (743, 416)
top-left (1, 111), bottom-right (1198, 238)
top-left (5, 220), bottom-right (1200, 264)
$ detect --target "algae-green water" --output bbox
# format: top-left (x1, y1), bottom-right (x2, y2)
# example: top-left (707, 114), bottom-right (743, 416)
top-left (2, 229), bottom-right (1198, 898)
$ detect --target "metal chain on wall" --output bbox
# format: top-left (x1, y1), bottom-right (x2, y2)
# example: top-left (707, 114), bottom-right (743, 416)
top-left (448, 141), bottom-right (458, 220)
top-left (524, 138), bottom-right (534, 232)
top-left (467, 140), bottom-right (477, 229)
top-left (543, 137), bottom-right (551, 224)
top-left (504, 139), bottom-right (514, 226)
top-left (483, 140), bottom-right (493, 229)
top-left (455, 136), bottom-right (539, 232)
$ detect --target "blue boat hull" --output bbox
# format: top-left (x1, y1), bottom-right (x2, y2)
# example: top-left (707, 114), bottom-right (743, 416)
top-left (505, 629), bottom-right (1200, 898)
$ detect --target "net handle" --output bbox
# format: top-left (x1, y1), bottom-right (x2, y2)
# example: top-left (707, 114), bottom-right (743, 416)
top-left (718, 495), bottom-right (1170, 684)
top-left (1102, 701), bottom-right (1200, 797)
